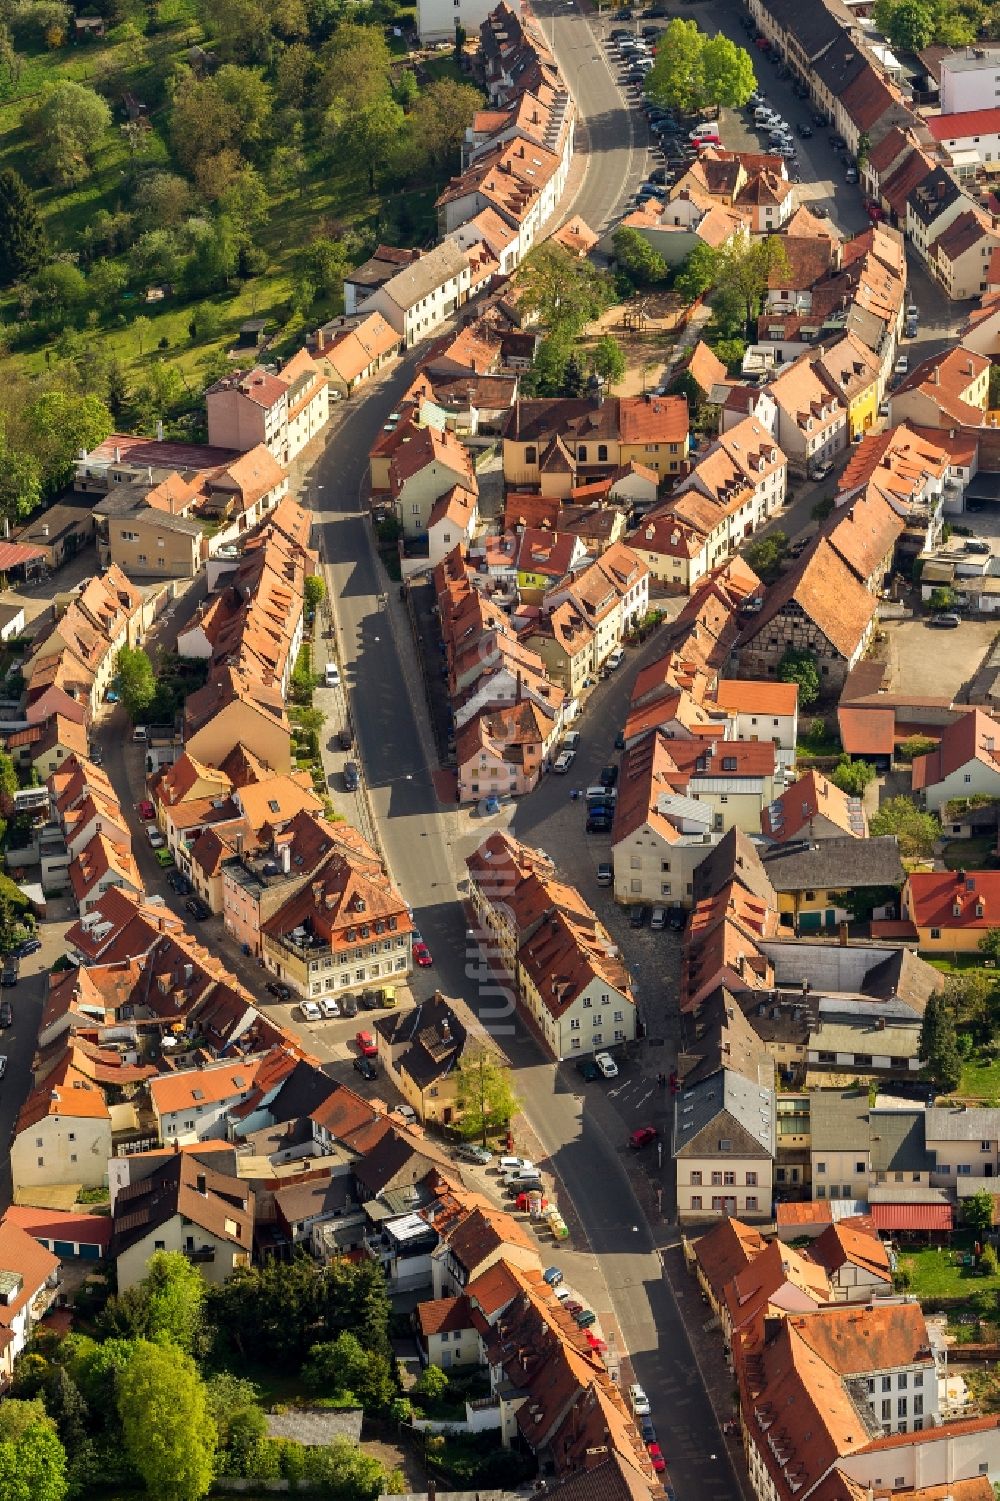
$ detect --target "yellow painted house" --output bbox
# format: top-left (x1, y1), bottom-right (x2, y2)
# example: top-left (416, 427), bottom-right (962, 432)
top-left (815, 332), bottom-right (881, 441)
top-left (764, 836), bottom-right (904, 934)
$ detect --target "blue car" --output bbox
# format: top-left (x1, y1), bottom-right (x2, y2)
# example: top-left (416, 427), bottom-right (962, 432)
top-left (484, 795), bottom-right (501, 815)
top-left (543, 1266), bottom-right (563, 1287)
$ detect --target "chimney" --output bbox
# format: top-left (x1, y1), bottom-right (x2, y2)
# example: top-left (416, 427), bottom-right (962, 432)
top-left (839, 921), bottom-right (848, 948)
top-left (441, 1018), bottom-right (451, 1040)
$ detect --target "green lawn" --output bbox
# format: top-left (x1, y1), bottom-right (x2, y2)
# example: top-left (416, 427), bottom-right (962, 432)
top-left (958, 1051), bottom-right (1000, 1104)
top-left (897, 1231), bottom-right (1000, 1311)
top-left (926, 955), bottom-right (991, 974)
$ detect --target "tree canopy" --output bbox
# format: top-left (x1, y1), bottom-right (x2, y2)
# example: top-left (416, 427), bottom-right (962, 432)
top-left (777, 647), bottom-right (820, 708)
top-left (456, 1047), bottom-right (521, 1144)
top-left (118, 1343), bottom-right (217, 1501)
top-left (115, 646), bottom-right (156, 723)
top-left (514, 243), bottom-right (612, 336)
top-left (920, 990), bottom-right (962, 1093)
top-left (0, 1399), bottom-right (68, 1501)
top-left (25, 80), bottom-right (111, 185)
top-left (611, 225), bottom-right (667, 286)
top-left (0, 168), bottom-right (46, 287)
top-left (869, 798), bottom-right (939, 859)
top-left (645, 20), bottom-right (756, 114)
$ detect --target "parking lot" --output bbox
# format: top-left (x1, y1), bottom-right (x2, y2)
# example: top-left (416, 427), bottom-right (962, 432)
top-left (883, 615), bottom-right (999, 702)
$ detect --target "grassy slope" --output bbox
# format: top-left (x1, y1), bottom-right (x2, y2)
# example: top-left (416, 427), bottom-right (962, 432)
top-left (1, 0), bottom-right (443, 389)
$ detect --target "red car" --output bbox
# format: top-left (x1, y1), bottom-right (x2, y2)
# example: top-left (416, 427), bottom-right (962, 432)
top-left (564, 1299), bottom-right (584, 1316)
top-left (138, 800), bottom-right (155, 820)
top-left (413, 941), bottom-right (433, 967)
top-left (647, 1444), bottom-right (666, 1473)
top-left (356, 1030), bottom-right (377, 1058)
top-left (629, 1126), bottom-right (659, 1150)
top-left (585, 1332), bottom-right (608, 1353)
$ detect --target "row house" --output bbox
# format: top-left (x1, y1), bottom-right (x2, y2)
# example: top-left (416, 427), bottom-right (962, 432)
top-left (362, 240), bottom-right (473, 350)
top-left (26, 565), bottom-right (144, 718)
top-left (314, 310), bottom-right (401, 398)
top-left (672, 418), bottom-right (788, 551)
top-left (928, 208), bottom-right (1000, 301)
top-left (768, 355), bottom-right (849, 476)
top-left (611, 730), bottom-right (723, 909)
top-left (456, 691), bottom-right (561, 803)
top-left (389, 423), bottom-right (478, 543)
top-left (927, 107), bottom-right (1000, 179)
top-left (542, 543), bottom-right (649, 668)
top-left (110, 1151), bottom-right (254, 1291)
top-left (0, 1216), bottom-right (61, 1386)
top-left (906, 168), bottom-right (966, 268)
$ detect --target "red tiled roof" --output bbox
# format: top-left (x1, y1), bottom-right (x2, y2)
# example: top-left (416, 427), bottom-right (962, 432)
top-left (837, 705), bottom-right (896, 757)
top-left (869, 1203), bottom-right (953, 1231)
top-left (927, 107), bottom-right (1000, 141)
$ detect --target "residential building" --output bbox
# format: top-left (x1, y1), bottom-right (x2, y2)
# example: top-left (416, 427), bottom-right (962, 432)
top-left (69, 831), bottom-right (144, 915)
top-left (941, 49), bottom-right (1000, 113)
top-left (900, 868), bottom-right (1000, 952)
top-left (925, 1105), bottom-right (1000, 1186)
top-left (762, 836), bottom-right (904, 933)
top-left (0, 1216), bottom-right (61, 1387)
top-left (183, 669), bottom-right (291, 776)
top-left (314, 311), bottom-right (402, 396)
top-left (814, 331), bottom-right (882, 440)
top-left (761, 768), bottom-right (867, 843)
top-left (206, 350), bottom-right (329, 465)
top-left (92, 487), bottom-right (206, 578)
top-left (389, 423), bottom-right (477, 541)
top-left (911, 709), bottom-right (1000, 810)
top-left (809, 1088), bottom-right (873, 1202)
top-left (362, 241), bottom-right (473, 349)
top-left (769, 355), bottom-right (849, 475)
top-left (10, 1058), bottom-right (112, 1194)
top-left (810, 1220), bottom-right (892, 1303)
top-left (111, 1151), bottom-right (253, 1289)
top-left (262, 837), bottom-right (413, 999)
top-left (414, 1294), bottom-right (480, 1369)
top-left (906, 168), bottom-right (966, 267)
top-left (26, 565), bottom-right (144, 717)
top-left (690, 1215), bottom-right (768, 1316)
top-left (375, 991), bottom-right (503, 1126)
top-left (673, 1069), bottom-right (775, 1222)
top-left (714, 680), bottom-right (799, 771)
top-left (502, 395), bottom-right (690, 489)
top-left (736, 538), bottom-right (879, 690)
top-left (149, 1059), bottom-right (262, 1146)
top-left (611, 732), bottom-right (721, 909)
top-left (888, 347), bottom-right (991, 428)
top-left (517, 901), bottom-right (635, 1059)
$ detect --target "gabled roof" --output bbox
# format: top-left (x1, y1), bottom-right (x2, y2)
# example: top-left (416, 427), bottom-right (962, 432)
top-left (761, 769), bottom-right (866, 843)
top-left (911, 708), bottom-right (1000, 791)
top-left (673, 1068), bottom-right (775, 1158)
top-left (906, 868), bottom-right (1000, 931)
top-left (112, 1152), bottom-right (253, 1258)
top-left (739, 537), bottom-right (876, 662)
top-left (810, 1220), bottom-right (891, 1285)
top-left (693, 1216), bottom-right (768, 1306)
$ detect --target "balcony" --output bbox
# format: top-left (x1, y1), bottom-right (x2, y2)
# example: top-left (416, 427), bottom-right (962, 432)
top-left (184, 1247), bottom-right (216, 1264)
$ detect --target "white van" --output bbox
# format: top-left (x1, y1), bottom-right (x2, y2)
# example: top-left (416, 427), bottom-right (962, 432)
top-left (562, 730), bottom-right (581, 752)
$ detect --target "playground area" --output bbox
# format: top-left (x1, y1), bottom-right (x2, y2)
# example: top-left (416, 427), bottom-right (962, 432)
top-left (577, 289), bottom-right (690, 396)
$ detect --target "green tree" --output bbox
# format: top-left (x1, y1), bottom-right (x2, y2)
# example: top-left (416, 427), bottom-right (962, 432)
top-left (25, 81), bottom-right (112, 185)
top-left (456, 1046), bottom-right (520, 1144)
top-left (340, 92), bottom-right (404, 190)
top-left (0, 751), bottom-right (17, 800)
top-left (116, 645), bottom-right (156, 722)
top-left (592, 333), bottom-right (626, 388)
top-left (965, 1187), bottom-right (996, 1240)
top-left (896, 734), bottom-right (938, 763)
top-left (777, 647), bottom-right (820, 708)
top-left (744, 530), bottom-right (788, 580)
top-left (644, 17), bottom-right (707, 114)
top-left (870, 797), bottom-right (939, 859)
top-left (304, 575), bottom-right (326, 613)
top-left (31, 262), bottom-right (86, 325)
top-left (302, 1332), bottom-right (393, 1408)
top-left (209, 1255), bottom-right (391, 1369)
top-left (413, 1363), bottom-right (449, 1404)
top-left (25, 388), bottom-right (111, 495)
top-left (407, 78), bottom-right (483, 171)
top-left (829, 757), bottom-right (877, 796)
top-left (514, 243), bottom-right (611, 337)
top-left (701, 32), bottom-right (757, 108)
top-left (828, 885), bottom-right (900, 924)
top-left (213, 64), bottom-right (274, 148)
top-left (522, 331), bottom-right (571, 396)
top-left (711, 335), bottom-right (746, 372)
top-left (888, 0), bottom-right (935, 48)
top-left (717, 234), bottom-right (792, 333)
top-left (928, 586), bottom-right (956, 612)
top-left (611, 225), bottom-right (667, 286)
top-left (0, 1399), bottom-right (68, 1501)
top-left (920, 990), bottom-right (962, 1092)
top-left (0, 169), bottom-right (47, 288)
top-left (140, 1250), bottom-right (207, 1353)
top-left (118, 1343), bottom-right (217, 1501)
top-left (674, 241), bottom-right (720, 303)
top-left (44, 1364), bottom-right (89, 1458)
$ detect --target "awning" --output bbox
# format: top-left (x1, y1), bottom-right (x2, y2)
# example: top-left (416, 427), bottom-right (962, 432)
top-left (869, 1203), bottom-right (953, 1231)
top-left (0, 541), bottom-right (47, 569)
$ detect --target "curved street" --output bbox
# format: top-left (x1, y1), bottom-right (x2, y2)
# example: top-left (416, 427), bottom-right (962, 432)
top-left (302, 11), bottom-right (741, 1497)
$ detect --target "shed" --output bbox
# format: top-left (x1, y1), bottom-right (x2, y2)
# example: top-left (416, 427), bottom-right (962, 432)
top-left (1, 1206), bottom-right (110, 1260)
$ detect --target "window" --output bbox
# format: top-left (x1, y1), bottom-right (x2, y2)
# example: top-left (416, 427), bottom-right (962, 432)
top-left (598, 444), bottom-right (608, 462)
top-left (525, 446), bottom-right (537, 464)
top-left (746, 1171), bottom-right (757, 1186)
top-left (856, 1161), bottom-right (866, 1174)
top-left (691, 1195), bottom-right (702, 1210)
top-left (690, 1171), bottom-right (702, 1185)
top-left (882, 1376), bottom-right (892, 1393)
top-left (897, 1398), bottom-right (907, 1419)
top-left (913, 1372), bottom-right (923, 1387)
top-left (711, 1171), bottom-right (723, 1186)
top-left (723, 1171), bottom-right (735, 1186)
top-left (154, 1240), bottom-right (166, 1251)
top-left (881, 1400), bottom-right (891, 1421)
top-left (914, 1395), bottom-right (923, 1417)
top-left (958, 1162), bottom-right (971, 1175)
top-left (746, 1196), bottom-right (757, 1210)
top-left (930, 927), bottom-right (941, 939)
top-left (816, 1161), bottom-right (826, 1174)
top-left (898, 1374), bottom-right (907, 1390)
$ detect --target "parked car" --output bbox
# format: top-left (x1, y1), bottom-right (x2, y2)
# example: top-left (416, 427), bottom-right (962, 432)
top-left (154, 847), bottom-right (175, 869)
top-left (343, 762), bottom-right (360, 791)
top-left (13, 937), bottom-right (41, 958)
top-left (647, 1443), bottom-right (667, 1473)
top-left (594, 1051), bottom-right (619, 1079)
top-left (0, 1057), bottom-right (6, 1080)
top-left (340, 994), bottom-right (359, 1017)
top-left (360, 988), bottom-right (380, 1011)
top-left (929, 613), bottom-right (961, 628)
top-left (185, 898), bottom-right (211, 921)
top-left (650, 906), bottom-right (667, 931)
top-left (639, 1415), bottom-right (657, 1442)
top-left (965, 539), bottom-right (991, 554)
top-left (845, 164), bottom-right (859, 182)
top-left (300, 1000), bottom-right (322, 1022)
top-left (147, 829), bottom-right (167, 849)
top-left (324, 662), bottom-right (341, 687)
top-left (796, 121), bottom-right (813, 137)
top-left (356, 1029), bottom-right (377, 1058)
top-left (138, 800), bottom-right (155, 820)
top-left (629, 904), bottom-right (647, 928)
top-left (596, 863), bottom-right (613, 886)
top-left (498, 1156), bottom-right (534, 1174)
top-left (606, 647), bottom-right (625, 669)
top-left (413, 940), bottom-right (433, 966)
top-left (504, 1168), bottom-right (543, 1189)
top-left (575, 1310), bottom-right (597, 1329)
top-left (554, 749), bottom-right (576, 773)
top-left (266, 981), bottom-right (292, 1001)
top-left (576, 1057), bottom-right (601, 1081)
top-left (543, 1265), bottom-right (564, 1287)
top-left (353, 1056), bottom-right (377, 1081)
top-left (0, 1001), bottom-right (11, 1028)
top-left (337, 725), bottom-right (354, 750)
top-left (629, 1384), bottom-right (651, 1417)
top-left (629, 1126), bottom-right (659, 1150)
top-left (894, 355), bottom-right (909, 376)
top-left (599, 765), bottom-right (619, 790)
top-left (668, 905), bottom-right (686, 931)
top-left (319, 997), bottom-right (340, 1019)
top-left (586, 815), bottom-right (613, 834)
top-left (457, 1144), bottom-right (493, 1165)
top-left (167, 871), bottom-right (191, 895)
